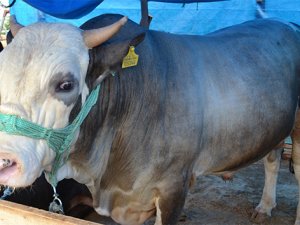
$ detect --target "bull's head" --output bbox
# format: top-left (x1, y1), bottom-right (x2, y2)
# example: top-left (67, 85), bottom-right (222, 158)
top-left (0, 15), bottom-right (127, 187)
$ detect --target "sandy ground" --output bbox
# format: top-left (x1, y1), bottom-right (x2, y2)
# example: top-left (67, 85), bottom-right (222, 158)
top-left (85, 158), bottom-right (298, 225)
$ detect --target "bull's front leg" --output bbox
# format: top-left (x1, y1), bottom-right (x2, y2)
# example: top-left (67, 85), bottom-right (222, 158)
top-left (251, 147), bottom-right (282, 223)
top-left (292, 109), bottom-right (300, 225)
top-left (152, 167), bottom-right (193, 225)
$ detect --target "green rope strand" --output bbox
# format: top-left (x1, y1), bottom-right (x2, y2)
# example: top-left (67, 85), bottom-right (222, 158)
top-left (0, 85), bottom-right (100, 186)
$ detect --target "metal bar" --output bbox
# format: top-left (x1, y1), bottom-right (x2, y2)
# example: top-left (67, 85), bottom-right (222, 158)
top-left (140, 0), bottom-right (150, 28)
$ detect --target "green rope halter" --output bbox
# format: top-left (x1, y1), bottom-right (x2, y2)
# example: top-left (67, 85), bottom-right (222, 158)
top-left (0, 85), bottom-right (100, 186)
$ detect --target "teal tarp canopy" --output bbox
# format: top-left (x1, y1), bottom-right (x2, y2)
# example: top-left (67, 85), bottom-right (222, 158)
top-left (18, 0), bottom-right (226, 19)
top-left (8, 0), bottom-right (300, 35)
top-left (23, 0), bottom-right (103, 19)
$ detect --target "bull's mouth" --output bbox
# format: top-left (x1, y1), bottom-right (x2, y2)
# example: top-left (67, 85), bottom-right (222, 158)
top-left (0, 156), bottom-right (19, 184)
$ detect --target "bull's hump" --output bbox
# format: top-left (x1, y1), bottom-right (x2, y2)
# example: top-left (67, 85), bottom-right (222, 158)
top-left (80, 14), bottom-right (146, 44)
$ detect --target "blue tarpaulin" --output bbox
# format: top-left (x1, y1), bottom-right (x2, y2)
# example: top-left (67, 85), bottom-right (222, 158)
top-left (15, 0), bottom-right (227, 19)
top-left (149, 0), bottom-right (226, 2)
top-left (9, 0), bottom-right (256, 34)
top-left (23, 0), bottom-right (103, 19)
top-left (7, 0), bottom-right (300, 35)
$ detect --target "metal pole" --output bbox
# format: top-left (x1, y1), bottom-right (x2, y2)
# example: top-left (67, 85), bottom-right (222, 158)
top-left (140, 0), bottom-right (150, 28)
top-left (256, 0), bottom-right (266, 18)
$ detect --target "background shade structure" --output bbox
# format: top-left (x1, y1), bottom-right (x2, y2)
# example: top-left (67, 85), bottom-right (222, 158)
top-left (22, 0), bottom-right (103, 19)
top-left (21, 0), bottom-right (227, 19)
top-left (7, 0), bottom-right (300, 35)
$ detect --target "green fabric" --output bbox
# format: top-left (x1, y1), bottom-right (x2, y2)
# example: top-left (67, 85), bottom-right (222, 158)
top-left (0, 85), bottom-right (100, 186)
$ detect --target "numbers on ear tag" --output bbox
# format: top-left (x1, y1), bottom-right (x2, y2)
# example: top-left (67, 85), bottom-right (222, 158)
top-left (122, 46), bottom-right (139, 69)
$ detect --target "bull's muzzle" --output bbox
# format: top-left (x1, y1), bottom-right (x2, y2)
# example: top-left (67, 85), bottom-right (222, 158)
top-left (0, 85), bottom-right (101, 187)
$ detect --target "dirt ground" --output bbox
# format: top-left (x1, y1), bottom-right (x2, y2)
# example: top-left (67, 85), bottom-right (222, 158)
top-left (85, 158), bottom-right (298, 225)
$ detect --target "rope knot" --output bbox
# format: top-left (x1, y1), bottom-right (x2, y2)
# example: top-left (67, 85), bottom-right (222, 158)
top-left (41, 129), bottom-right (53, 142)
top-left (0, 115), bottom-right (16, 133)
top-left (0, 121), bottom-right (5, 131)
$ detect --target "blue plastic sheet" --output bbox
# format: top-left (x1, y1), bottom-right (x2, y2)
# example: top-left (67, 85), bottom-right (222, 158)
top-left (14, 0), bottom-right (227, 19)
top-left (8, 0), bottom-right (300, 35)
top-left (22, 0), bottom-right (103, 19)
top-left (265, 0), bottom-right (300, 24)
top-left (149, 0), bottom-right (226, 2)
top-left (10, 0), bottom-right (257, 34)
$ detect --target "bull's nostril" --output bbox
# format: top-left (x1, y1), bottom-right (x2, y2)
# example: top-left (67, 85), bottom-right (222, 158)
top-left (0, 159), bottom-right (15, 170)
top-left (0, 156), bottom-right (18, 185)
top-left (1, 159), bottom-right (13, 169)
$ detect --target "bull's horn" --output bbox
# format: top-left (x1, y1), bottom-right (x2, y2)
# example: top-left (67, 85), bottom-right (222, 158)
top-left (10, 15), bottom-right (24, 37)
top-left (83, 16), bottom-right (128, 49)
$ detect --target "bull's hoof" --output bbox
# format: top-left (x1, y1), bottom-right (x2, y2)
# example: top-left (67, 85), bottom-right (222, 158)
top-left (250, 209), bottom-right (271, 224)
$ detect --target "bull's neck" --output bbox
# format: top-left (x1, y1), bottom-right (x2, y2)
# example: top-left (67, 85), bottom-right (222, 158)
top-left (68, 40), bottom-right (155, 183)
top-left (69, 82), bottom-right (108, 153)
top-left (67, 64), bottom-right (149, 179)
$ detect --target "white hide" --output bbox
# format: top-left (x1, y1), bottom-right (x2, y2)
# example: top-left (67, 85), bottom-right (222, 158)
top-left (0, 22), bottom-right (90, 187)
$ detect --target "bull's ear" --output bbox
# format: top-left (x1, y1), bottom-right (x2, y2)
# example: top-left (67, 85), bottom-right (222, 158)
top-left (86, 32), bottom-right (145, 87)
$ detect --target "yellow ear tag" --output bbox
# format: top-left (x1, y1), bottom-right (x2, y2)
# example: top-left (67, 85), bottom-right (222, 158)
top-left (122, 46), bottom-right (139, 69)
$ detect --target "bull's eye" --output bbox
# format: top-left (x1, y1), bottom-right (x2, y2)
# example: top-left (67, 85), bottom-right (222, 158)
top-left (57, 81), bottom-right (74, 92)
